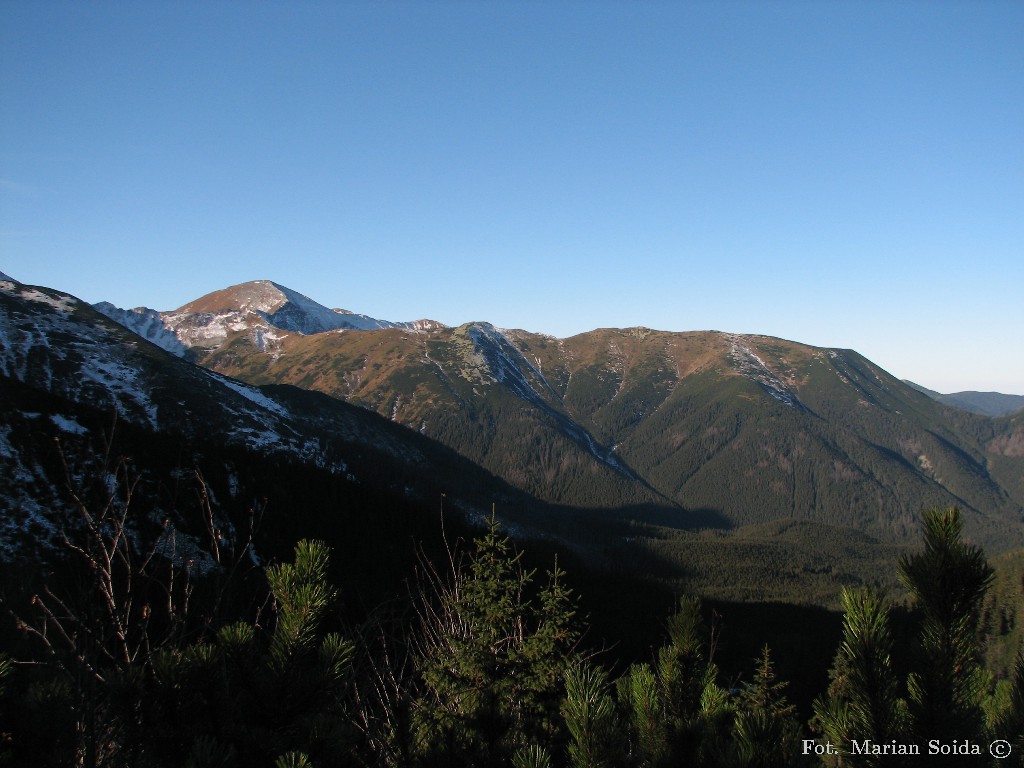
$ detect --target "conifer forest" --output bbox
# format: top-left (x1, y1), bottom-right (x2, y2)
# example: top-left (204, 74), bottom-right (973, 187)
top-left (2, 488), bottom-right (1022, 767)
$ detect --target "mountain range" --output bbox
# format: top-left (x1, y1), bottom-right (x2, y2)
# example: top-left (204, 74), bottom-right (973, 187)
top-left (2, 273), bottom-right (1023, 605)
top-left (0, 276), bottom-right (537, 563)
top-left (904, 380), bottom-right (1024, 417)
top-left (141, 280), bottom-right (1024, 545)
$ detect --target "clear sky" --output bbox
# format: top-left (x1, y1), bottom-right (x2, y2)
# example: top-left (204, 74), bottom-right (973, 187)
top-left (2, 1), bottom-right (1022, 394)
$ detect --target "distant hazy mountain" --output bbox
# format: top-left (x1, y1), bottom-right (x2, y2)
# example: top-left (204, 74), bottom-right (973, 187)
top-left (131, 279), bottom-right (1024, 552)
top-left (903, 381), bottom-right (1024, 417)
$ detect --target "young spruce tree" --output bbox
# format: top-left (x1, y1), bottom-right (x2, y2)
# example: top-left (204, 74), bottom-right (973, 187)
top-left (413, 515), bottom-right (580, 766)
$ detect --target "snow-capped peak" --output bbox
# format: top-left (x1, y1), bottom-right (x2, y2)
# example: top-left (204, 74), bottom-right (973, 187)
top-left (157, 279), bottom-right (448, 352)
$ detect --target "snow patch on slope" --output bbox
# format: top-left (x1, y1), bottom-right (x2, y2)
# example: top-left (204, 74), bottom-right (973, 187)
top-left (0, 424), bottom-right (61, 557)
top-left (455, 323), bottom-right (560, 404)
top-left (212, 373), bottom-right (290, 418)
top-left (162, 310), bottom-right (249, 348)
top-left (725, 334), bottom-right (805, 409)
top-left (93, 302), bottom-right (190, 357)
top-left (266, 284), bottom-right (435, 333)
top-left (51, 414), bottom-right (88, 434)
top-left (20, 287), bottom-right (75, 315)
top-left (265, 282), bottom-right (388, 332)
top-left (456, 323), bottom-right (631, 476)
top-left (78, 357), bottom-right (159, 427)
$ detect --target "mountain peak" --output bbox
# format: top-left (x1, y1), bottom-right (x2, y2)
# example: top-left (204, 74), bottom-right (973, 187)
top-left (172, 279), bottom-right (291, 315)
top-left (156, 279), bottom-right (450, 353)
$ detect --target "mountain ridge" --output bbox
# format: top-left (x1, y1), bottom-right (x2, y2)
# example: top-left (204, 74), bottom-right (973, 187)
top-left (81, 277), bottom-right (1024, 552)
top-left (0, 275), bottom-right (576, 560)
top-left (163, 279), bottom-right (446, 340)
top-left (92, 278), bottom-right (1020, 401)
top-left (904, 379), bottom-right (1024, 417)
top-left (4, 273), bottom-right (1024, 607)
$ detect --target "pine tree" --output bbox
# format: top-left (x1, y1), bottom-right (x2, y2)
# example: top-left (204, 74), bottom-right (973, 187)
top-left (813, 587), bottom-right (907, 767)
top-left (617, 662), bottom-right (666, 766)
top-left (142, 539), bottom-right (356, 768)
top-left (562, 661), bottom-right (619, 768)
top-left (617, 596), bottom-right (731, 768)
top-left (260, 539), bottom-right (356, 761)
top-left (815, 508), bottom-right (995, 768)
top-left (898, 507), bottom-right (993, 750)
top-left (521, 557), bottom-right (581, 748)
top-left (988, 650), bottom-right (1024, 768)
top-left (512, 743), bottom-right (554, 768)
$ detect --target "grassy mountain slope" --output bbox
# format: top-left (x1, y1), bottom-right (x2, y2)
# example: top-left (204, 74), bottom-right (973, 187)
top-left (194, 322), bottom-right (671, 512)
top-left (182, 302), bottom-right (1024, 551)
top-left (0, 278), bottom-right (596, 556)
top-left (1, 277), bottom-right (922, 612)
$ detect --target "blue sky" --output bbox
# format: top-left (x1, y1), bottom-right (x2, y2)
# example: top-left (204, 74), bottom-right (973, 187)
top-left (2, 1), bottom-right (1022, 393)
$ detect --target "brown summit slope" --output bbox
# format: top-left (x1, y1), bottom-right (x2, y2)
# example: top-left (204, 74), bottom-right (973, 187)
top-left (145, 282), bottom-right (1024, 551)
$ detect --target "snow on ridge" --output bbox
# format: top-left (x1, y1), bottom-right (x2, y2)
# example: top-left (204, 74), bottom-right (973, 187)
top-left (462, 323), bottom-right (627, 475)
top-left (18, 287), bottom-right (75, 315)
top-left (459, 323), bottom-right (563, 406)
top-left (1, 287), bottom-right (164, 431)
top-left (164, 280), bottom-right (412, 344)
top-left (492, 327), bottom-right (562, 402)
top-left (237, 280), bottom-right (290, 314)
top-left (462, 323), bottom-right (519, 387)
top-left (213, 280), bottom-right (434, 333)
top-left (405, 318), bottom-right (448, 331)
top-left (725, 334), bottom-right (805, 409)
top-left (93, 301), bottom-right (190, 357)
top-left (153, 279), bottom-right (448, 352)
top-left (269, 300), bottom-right (391, 333)
top-left (263, 283), bottom-right (394, 332)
